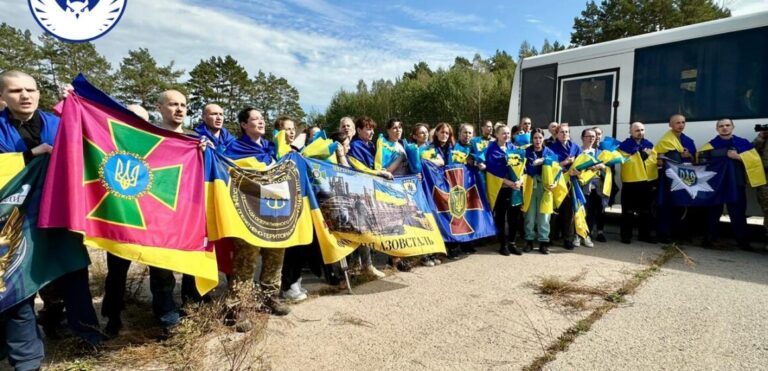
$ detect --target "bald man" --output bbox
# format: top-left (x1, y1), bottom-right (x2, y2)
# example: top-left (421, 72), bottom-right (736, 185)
top-left (0, 70), bottom-right (104, 369)
top-left (654, 114), bottom-right (697, 244)
top-left (618, 122), bottom-right (658, 244)
top-left (194, 103), bottom-right (234, 153)
top-left (156, 90), bottom-right (188, 133)
top-left (126, 103), bottom-right (150, 121)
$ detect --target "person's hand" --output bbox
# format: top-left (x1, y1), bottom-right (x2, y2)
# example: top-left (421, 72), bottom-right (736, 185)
top-left (727, 149), bottom-right (741, 161)
top-left (198, 138), bottom-right (211, 151)
top-left (681, 148), bottom-right (692, 158)
top-left (568, 168), bottom-right (580, 176)
top-left (379, 170), bottom-right (393, 179)
top-left (592, 163), bottom-right (605, 171)
top-left (31, 143), bottom-right (53, 156)
top-left (546, 183), bottom-right (556, 191)
top-left (478, 163), bottom-right (486, 171)
top-left (643, 148), bottom-right (653, 155)
top-left (416, 173), bottom-right (422, 180)
top-left (59, 84), bottom-right (74, 99)
top-left (533, 158), bottom-right (544, 166)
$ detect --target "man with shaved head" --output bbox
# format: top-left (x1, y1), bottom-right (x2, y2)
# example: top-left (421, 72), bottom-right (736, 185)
top-left (194, 103), bottom-right (234, 153)
top-left (618, 122), bottom-right (658, 244)
top-left (156, 89), bottom-right (188, 133)
top-left (0, 70), bottom-right (104, 369)
top-left (654, 114), bottom-right (697, 243)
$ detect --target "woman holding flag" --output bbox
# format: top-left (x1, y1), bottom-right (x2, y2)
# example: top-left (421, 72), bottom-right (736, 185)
top-left (486, 125), bottom-right (526, 256)
top-left (522, 129), bottom-right (557, 254)
top-left (344, 116), bottom-right (388, 278)
top-left (547, 124), bottom-right (582, 250)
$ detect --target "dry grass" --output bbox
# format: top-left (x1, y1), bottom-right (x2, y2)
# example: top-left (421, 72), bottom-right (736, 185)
top-left (524, 244), bottom-right (683, 371)
top-left (46, 281), bottom-right (270, 371)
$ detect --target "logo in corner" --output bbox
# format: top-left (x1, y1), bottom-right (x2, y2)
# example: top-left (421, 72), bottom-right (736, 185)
top-left (28, 0), bottom-right (127, 42)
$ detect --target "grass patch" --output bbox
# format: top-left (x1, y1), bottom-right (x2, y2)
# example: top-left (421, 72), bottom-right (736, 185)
top-left (524, 244), bottom-right (684, 371)
top-left (46, 281), bottom-right (270, 371)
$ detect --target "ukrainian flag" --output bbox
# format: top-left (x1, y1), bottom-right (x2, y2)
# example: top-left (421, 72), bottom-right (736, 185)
top-left (699, 136), bottom-right (766, 187)
top-left (374, 134), bottom-right (399, 170)
top-left (301, 130), bottom-right (338, 163)
top-left (0, 153), bottom-right (24, 189)
top-left (542, 157), bottom-right (568, 210)
top-left (374, 180), bottom-right (407, 206)
top-left (573, 152), bottom-right (601, 185)
top-left (204, 150), bottom-right (314, 248)
top-left (273, 129), bottom-right (292, 159)
top-left (404, 141), bottom-right (424, 173)
top-left (572, 181), bottom-right (589, 238)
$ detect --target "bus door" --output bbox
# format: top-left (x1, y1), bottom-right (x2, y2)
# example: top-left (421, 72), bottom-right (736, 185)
top-left (556, 69), bottom-right (619, 137)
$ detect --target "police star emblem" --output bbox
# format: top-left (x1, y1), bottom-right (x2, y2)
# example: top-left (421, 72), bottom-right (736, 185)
top-left (665, 162), bottom-right (715, 199)
top-left (84, 119), bottom-right (182, 229)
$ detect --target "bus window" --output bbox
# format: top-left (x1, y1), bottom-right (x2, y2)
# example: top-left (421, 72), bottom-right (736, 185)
top-left (559, 72), bottom-right (616, 126)
top-left (521, 64), bottom-right (557, 128)
top-left (631, 26), bottom-right (768, 123)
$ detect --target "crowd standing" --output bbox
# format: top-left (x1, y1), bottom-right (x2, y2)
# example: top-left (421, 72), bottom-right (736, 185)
top-left (0, 69), bottom-right (766, 371)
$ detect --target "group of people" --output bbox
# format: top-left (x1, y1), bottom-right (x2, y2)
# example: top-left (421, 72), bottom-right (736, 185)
top-left (0, 68), bottom-right (765, 371)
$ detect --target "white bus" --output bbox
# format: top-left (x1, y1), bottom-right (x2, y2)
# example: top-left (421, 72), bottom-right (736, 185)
top-left (508, 11), bottom-right (767, 147)
top-left (507, 11), bottom-right (768, 214)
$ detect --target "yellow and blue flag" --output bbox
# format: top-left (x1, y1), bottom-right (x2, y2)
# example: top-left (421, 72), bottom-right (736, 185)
top-left (301, 130), bottom-right (338, 163)
top-left (204, 150), bottom-right (314, 248)
top-left (699, 135), bottom-right (766, 187)
top-left (304, 157), bottom-right (445, 264)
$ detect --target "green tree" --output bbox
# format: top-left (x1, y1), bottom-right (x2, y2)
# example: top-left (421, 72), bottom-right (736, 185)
top-left (38, 34), bottom-right (114, 95)
top-left (518, 41), bottom-right (538, 59)
top-left (571, 0), bottom-right (730, 46)
top-left (114, 48), bottom-right (185, 108)
top-left (186, 55), bottom-right (252, 127)
top-left (0, 24), bottom-right (53, 107)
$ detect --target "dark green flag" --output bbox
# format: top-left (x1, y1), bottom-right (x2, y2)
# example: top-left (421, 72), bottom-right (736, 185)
top-left (0, 156), bottom-right (89, 313)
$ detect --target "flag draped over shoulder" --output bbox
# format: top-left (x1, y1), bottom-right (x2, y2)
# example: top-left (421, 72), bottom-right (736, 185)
top-left (485, 142), bottom-right (526, 209)
top-left (204, 151), bottom-right (314, 248)
top-left (699, 136), bottom-right (766, 188)
top-left (542, 157), bottom-right (568, 210)
top-left (0, 156), bottom-right (90, 313)
top-left (37, 76), bottom-right (217, 294)
top-left (304, 158), bottom-right (445, 264)
top-left (421, 161), bottom-right (495, 242)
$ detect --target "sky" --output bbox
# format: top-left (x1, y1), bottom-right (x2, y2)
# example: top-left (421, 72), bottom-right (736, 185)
top-left (3, 0), bottom-right (767, 113)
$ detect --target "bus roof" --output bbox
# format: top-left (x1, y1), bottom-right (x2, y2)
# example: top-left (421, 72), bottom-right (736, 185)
top-left (520, 11), bottom-right (768, 68)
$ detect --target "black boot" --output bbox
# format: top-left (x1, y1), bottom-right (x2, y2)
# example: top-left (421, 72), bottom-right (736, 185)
top-left (498, 245), bottom-right (511, 256)
top-left (508, 242), bottom-right (523, 256)
top-left (523, 240), bottom-right (534, 253)
top-left (539, 241), bottom-right (550, 255)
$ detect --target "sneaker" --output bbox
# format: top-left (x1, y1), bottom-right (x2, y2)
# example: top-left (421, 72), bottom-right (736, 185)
top-left (282, 288), bottom-right (307, 302)
top-left (595, 232), bottom-right (607, 242)
top-left (498, 246), bottom-right (511, 256)
top-left (583, 236), bottom-right (594, 248)
top-left (539, 241), bottom-right (550, 255)
top-left (432, 257), bottom-right (442, 265)
top-left (289, 278), bottom-right (308, 295)
top-left (422, 257), bottom-right (435, 267)
top-left (265, 297), bottom-right (291, 316)
top-left (573, 237), bottom-right (582, 247)
top-left (366, 265), bottom-right (386, 278)
top-left (523, 240), bottom-right (534, 253)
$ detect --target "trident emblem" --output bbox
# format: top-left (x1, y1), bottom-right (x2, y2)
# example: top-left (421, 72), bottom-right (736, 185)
top-left (265, 199), bottom-right (287, 209)
top-left (115, 158), bottom-right (140, 190)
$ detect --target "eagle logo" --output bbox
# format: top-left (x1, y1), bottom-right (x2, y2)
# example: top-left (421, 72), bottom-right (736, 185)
top-left (28, 0), bottom-right (127, 42)
top-left (0, 208), bottom-right (26, 293)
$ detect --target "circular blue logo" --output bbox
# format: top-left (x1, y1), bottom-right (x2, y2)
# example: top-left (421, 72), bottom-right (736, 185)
top-left (100, 152), bottom-right (153, 198)
top-left (28, 0), bottom-right (128, 43)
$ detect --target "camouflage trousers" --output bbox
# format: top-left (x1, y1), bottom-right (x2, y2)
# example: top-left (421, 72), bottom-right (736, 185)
top-left (757, 185), bottom-right (768, 235)
top-left (231, 239), bottom-right (285, 298)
